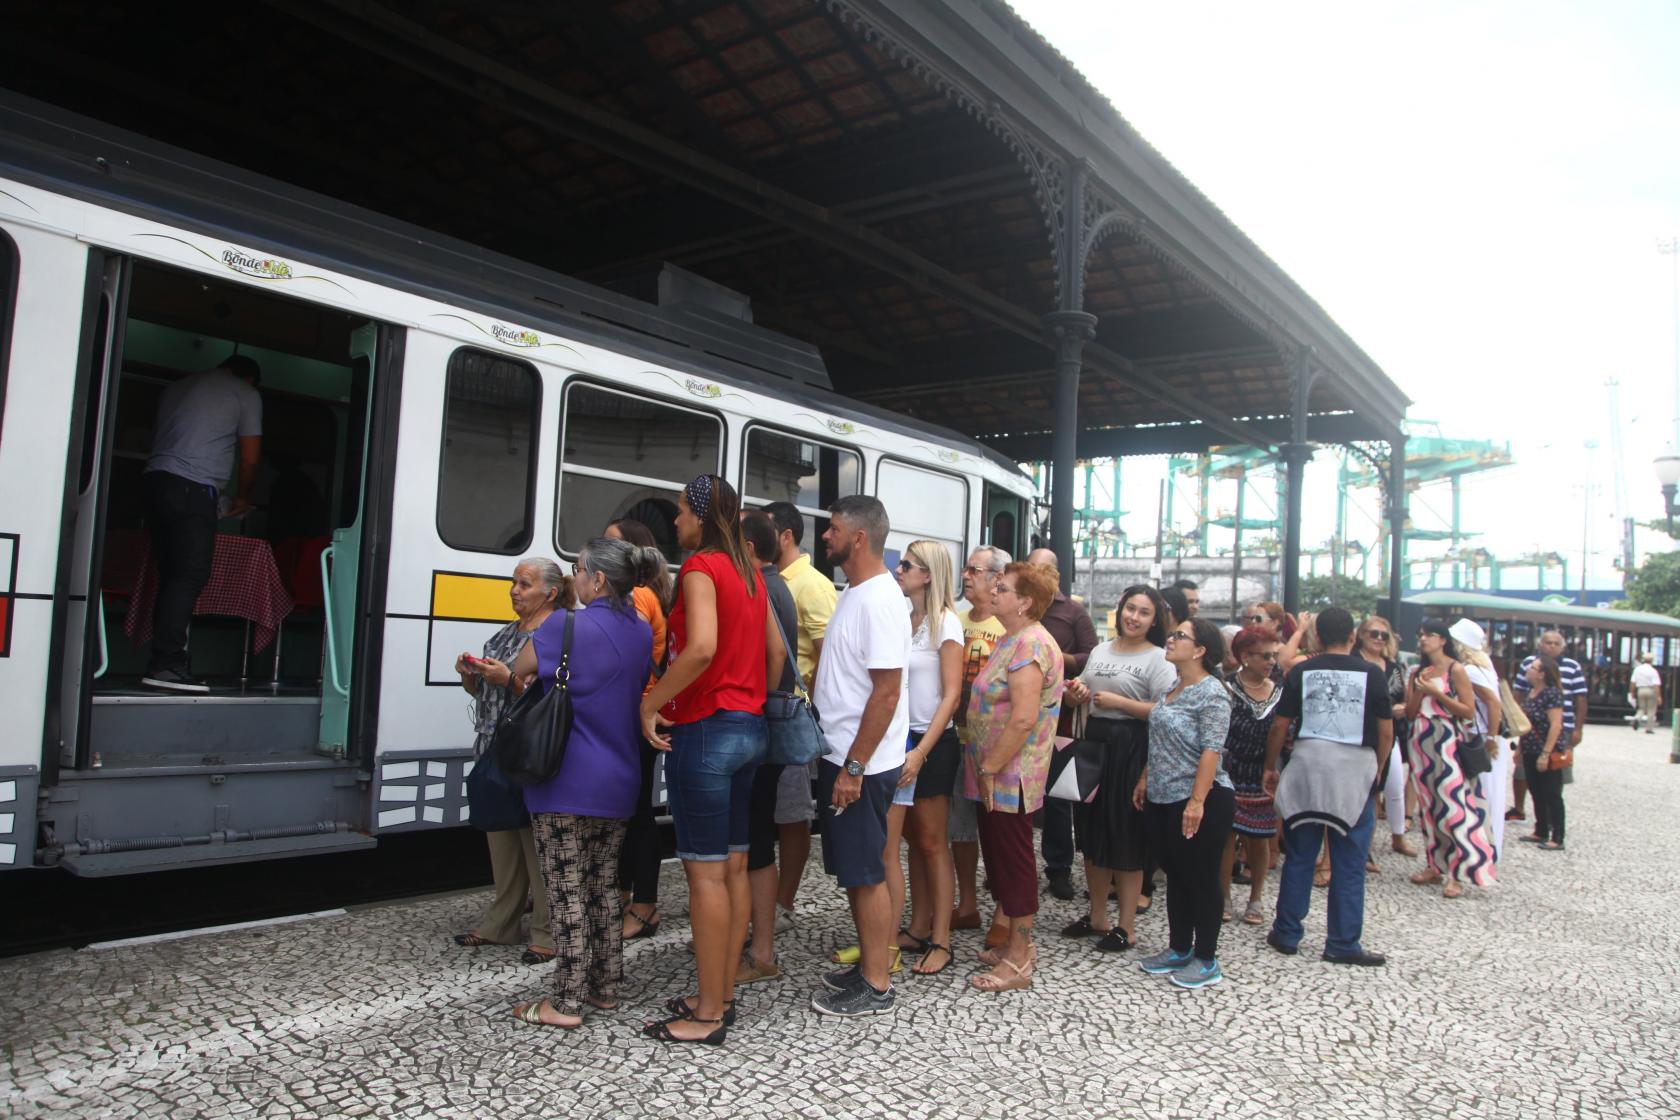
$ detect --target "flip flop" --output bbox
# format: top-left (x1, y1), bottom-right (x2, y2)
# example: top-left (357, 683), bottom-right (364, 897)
top-left (911, 943), bottom-right (953, 975)
top-left (453, 932), bottom-right (495, 947)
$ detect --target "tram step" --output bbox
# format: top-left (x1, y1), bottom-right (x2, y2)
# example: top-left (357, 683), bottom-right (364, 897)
top-left (58, 831), bottom-right (375, 877)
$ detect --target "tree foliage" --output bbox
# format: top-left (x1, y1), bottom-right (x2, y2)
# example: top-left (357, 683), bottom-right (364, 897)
top-left (1624, 551), bottom-right (1680, 619)
top-left (1298, 575), bottom-right (1383, 619)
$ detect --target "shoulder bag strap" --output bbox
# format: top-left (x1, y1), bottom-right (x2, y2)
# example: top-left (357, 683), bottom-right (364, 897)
top-left (763, 593), bottom-right (806, 699)
top-left (553, 609), bottom-right (575, 695)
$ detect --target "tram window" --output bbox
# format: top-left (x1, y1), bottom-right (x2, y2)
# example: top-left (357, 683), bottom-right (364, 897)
top-left (557, 382), bottom-right (721, 561)
top-left (742, 428), bottom-right (860, 511)
top-left (437, 348), bottom-right (539, 553)
top-left (878, 459), bottom-right (968, 580)
top-left (740, 426), bottom-right (861, 577)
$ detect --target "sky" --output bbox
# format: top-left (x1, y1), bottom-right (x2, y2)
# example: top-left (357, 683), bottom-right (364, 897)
top-left (1009, 0), bottom-right (1680, 592)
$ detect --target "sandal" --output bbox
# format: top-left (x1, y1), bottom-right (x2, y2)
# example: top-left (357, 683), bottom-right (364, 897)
top-left (910, 943), bottom-right (953, 975)
top-left (622, 906), bottom-right (662, 941)
top-left (1242, 901), bottom-right (1265, 925)
top-left (1442, 881), bottom-right (1464, 899)
top-left (1313, 867), bottom-right (1332, 889)
top-left (453, 932), bottom-right (495, 947)
top-left (664, 996), bottom-right (736, 1026)
top-left (642, 1011), bottom-right (727, 1045)
top-left (897, 929), bottom-right (931, 953)
top-left (511, 999), bottom-right (582, 1029)
top-left (521, 947), bottom-right (556, 965)
top-left (831, 945), bottom-right (902, 970)
top-left (970, 955), bottom-right (1034, 992)
top-left (1409, 870), bottom-right (1443, 886)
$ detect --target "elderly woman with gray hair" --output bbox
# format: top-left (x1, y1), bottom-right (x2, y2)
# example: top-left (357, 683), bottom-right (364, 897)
top-left (507, 536), bottom-right (660, 1029)
top-left (452, 557), bottom-right (572, 963)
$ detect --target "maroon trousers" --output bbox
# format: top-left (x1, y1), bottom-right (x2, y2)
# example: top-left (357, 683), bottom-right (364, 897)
top-left (977, 803), bottom-right (1038, 919)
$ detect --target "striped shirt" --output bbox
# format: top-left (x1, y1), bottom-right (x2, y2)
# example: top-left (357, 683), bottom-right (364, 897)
top-left (1514, 655), bottom-right (1588, 732)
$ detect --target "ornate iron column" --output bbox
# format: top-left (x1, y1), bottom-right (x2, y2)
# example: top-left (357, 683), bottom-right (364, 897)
top-left (1386, 431), bottom-right (1407, 624)
top-left (1279, 351), bottom-right (1317, 613)
top-left (1044, 309), bottom-right (1097, 586)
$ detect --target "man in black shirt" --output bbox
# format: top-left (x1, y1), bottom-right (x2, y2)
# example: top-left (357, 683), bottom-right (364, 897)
top-left (1262, 607), bottom-right (1393, 967)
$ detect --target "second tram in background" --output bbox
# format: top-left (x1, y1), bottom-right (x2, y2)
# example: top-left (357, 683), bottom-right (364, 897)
top-left (1400, 590), bottom-right (1680, 723)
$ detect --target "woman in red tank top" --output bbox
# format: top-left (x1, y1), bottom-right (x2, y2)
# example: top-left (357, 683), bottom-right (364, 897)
top-left (638, 475), bottom-right (784, 1045)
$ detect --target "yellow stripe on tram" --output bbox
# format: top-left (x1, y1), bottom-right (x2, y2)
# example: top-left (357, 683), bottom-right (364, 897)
top-left (432, 572), bottom-right (517, 622)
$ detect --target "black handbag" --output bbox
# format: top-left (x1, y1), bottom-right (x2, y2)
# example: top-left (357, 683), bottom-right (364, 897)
top-left (465, 750), bottom-right (529, 832)
top-left (492, 610), bottom-right (576, 786)
top-left (1455, 722), bottom-right (1492, 779)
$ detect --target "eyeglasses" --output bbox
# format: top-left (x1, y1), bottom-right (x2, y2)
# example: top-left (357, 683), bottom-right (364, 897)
top-left (1164, 632), bottom-right (1194, 645)
top-left (963, 565), bottom-right (989, 576)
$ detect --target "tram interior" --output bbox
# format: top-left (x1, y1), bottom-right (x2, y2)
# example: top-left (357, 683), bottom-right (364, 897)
top-left (89, 261), bottom-right (369, 763)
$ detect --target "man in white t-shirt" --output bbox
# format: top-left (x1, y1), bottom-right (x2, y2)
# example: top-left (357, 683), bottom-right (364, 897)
top-left (1632, 653), bottom-right (1662, 733)
top-left (809, 495), bottom-right (910, 1017)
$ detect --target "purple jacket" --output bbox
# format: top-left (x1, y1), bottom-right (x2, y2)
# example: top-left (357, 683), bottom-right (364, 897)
top-left (523, 599), bottom-right (652, 819)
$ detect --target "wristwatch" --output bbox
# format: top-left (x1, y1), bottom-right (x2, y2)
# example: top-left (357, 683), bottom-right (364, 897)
top-left (844, 759), bottom-right (865, 777)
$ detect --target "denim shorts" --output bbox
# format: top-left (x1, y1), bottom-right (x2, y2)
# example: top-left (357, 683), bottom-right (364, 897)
top-left (667, 710), bottom-right (767, 862)
top-left (892, 735), bottom-right (918, 808)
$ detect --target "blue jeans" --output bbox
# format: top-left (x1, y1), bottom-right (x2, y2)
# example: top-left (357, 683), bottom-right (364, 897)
top-left (666, 711), bottom-right (767, 862)
top-left (1272, 796), bottom-right (1376, 957)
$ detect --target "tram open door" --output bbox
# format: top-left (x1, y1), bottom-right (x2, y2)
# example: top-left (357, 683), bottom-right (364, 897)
top-left (40, 252), bottom-right (399, 874)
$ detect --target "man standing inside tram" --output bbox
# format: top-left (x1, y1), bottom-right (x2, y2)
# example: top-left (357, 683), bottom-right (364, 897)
top-left (1027, 548), bottom-right (1098, 901)
top-left (140, 354), bottom-right (263, 693)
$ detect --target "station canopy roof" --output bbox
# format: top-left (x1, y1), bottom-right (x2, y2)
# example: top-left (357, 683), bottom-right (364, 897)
top-left (3, 0), bottom-right (1409, 460)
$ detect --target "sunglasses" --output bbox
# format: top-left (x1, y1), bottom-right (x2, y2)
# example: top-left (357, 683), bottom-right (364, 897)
top-left (897, 558), bottom-right (926, 572)
top-left (1246, 650), bottom-right (1279, 661)
top-left (1364, 630), bottom-right (1390, 640)
top-left (1243, 614), bottom-right (1266, 623)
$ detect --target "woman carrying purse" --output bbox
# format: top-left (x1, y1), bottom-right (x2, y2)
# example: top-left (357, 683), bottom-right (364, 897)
top-left (1516, 656), bottom-right (1568, 851)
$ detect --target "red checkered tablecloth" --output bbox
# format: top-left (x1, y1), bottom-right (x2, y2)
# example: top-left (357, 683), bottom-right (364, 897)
top-left (122, 533), bottom-right (294, 652)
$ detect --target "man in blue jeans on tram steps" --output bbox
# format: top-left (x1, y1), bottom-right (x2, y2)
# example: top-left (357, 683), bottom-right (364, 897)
top-left (141, 354), bottom-right (263, 693)
top-left (1262, 607), bottom-right (1393, 966)
top-left (810, 495), bottom-right (910, 1017)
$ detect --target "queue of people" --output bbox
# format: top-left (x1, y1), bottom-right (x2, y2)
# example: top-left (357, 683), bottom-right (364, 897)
top-left (452, 489), bottom-right (1587, 1040)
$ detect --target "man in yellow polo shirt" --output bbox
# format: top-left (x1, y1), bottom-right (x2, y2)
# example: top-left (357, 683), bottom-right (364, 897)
top-left (765, 500), bottom-right (840, 930)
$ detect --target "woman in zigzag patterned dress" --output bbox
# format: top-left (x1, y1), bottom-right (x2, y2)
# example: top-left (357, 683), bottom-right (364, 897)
top-left (1404, 619), bottom-right (1497, 897)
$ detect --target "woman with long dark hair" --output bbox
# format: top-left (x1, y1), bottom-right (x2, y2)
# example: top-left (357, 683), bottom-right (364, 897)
top-left (1061, 584), bottom-right (1173, 953)
top-left (606, 516), bottom-right (671, 941)
top-left (1516, 656), bottom-right (1568, 850)
top-left (1405, 618), bottom-right (1496, 897)
top-left (637, 476), bottom-right (783, 1045)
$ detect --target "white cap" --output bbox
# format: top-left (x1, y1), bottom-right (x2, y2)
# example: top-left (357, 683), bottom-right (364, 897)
top-left (1448, 617), bottom-right (1485, 651)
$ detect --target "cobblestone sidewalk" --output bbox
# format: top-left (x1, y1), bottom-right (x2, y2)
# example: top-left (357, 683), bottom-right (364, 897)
top-left (4, 727), bottom-right (1679, 1119)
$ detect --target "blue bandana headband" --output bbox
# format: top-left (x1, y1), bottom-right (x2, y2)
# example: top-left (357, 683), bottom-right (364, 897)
top-left (685, 474), bottom-right (714, 521)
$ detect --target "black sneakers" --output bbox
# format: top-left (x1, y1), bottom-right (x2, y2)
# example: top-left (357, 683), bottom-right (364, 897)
top-left (140, 668), bottom-right (209, 693)
top-left (1045, 869), bottom-right (1076, 901)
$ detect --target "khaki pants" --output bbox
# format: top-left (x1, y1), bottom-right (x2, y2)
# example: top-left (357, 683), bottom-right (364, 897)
top-left (475, 826), bottom-right (553, 950)
top-left (1636, 687), bottom-right (1659, 731)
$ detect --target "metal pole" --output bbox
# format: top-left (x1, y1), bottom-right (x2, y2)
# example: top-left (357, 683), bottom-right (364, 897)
top-left (1043, 310), bottom-right (1097, 591)
top-left (1281, 353), bottom-right (1314, 614)
top-left (1386, 434), bottom-right (1406, 627)
top-left (1231, 467), bottom-right (1246, 624)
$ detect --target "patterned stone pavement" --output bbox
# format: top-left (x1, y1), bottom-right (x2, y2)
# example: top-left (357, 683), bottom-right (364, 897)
top-left (4, 725), bottom-right (1679, 1119)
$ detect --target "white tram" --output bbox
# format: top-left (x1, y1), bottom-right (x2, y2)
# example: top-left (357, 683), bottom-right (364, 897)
top-left (0, 98), bottom-right (1037, 876)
